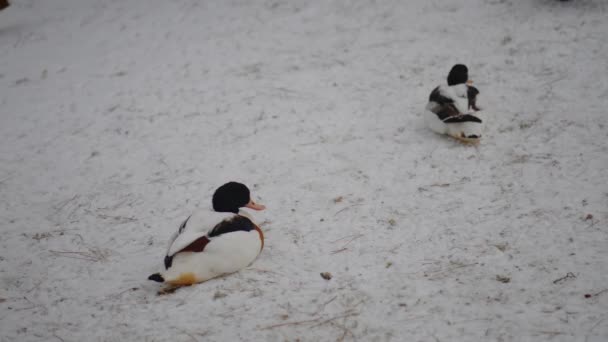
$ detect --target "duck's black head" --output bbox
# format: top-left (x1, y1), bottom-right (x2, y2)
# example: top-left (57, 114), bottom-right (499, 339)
top-left (447, 64), bottom-right (469, 86)
top-left (212, 182), bottom-right (265, 213)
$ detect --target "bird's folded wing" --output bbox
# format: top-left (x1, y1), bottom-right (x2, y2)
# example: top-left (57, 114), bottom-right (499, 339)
top-left (167, 230), bottom-right (209, 257)
top-left (443, 114), bottom-right (482, 123)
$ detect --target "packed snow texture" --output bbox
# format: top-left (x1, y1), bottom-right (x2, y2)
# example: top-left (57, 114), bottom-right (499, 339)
top-left (1, 0), bottom-right (607, 341)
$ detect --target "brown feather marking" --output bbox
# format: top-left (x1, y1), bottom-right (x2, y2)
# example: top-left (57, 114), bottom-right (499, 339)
top-left (180, 236), bottom-right (210, 253)
top-left (166, 236), bottom-right (210, 269)
top-left (255, 225), bottom-right (264, 251)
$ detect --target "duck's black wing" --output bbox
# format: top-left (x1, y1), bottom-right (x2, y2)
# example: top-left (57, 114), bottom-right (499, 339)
top-left (443, 114), bottom-right (482, 123)
top-left (208, 215), bottom-right (255, 237)
top-left (428, 86), bottom-right (462, 120)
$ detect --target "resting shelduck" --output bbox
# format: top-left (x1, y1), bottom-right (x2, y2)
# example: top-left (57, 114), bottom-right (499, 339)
top-left (425, 64), bottom-right (484, 143)
top-left (148, 182), bottom-right (266, 288)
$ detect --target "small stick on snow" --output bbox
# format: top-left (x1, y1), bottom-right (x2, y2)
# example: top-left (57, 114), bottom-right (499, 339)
top-left (48, 250), bottom-right (99, 262)
top-left (318, 296), bottom-right (337, 311)
top-left (26, 280), bottom-right (44, 293)
top-left (339, 234), bottom-right (363, 247)
top-left (180, 331), bottom-right (199, 342)
top-left (330, 234), bottom-right (363, 244)
top-left (259, 310), bottom-right (359, 330)
top-left (0, 174), bottom-right (14, 184)
top-left (250, 268), bottom-right (283, 276)
top-left (330, 233), bottom-right (363, 253)
top-left (54, 195), bottom-right (79, 212)
top-left (584, 289), bottom-right (608, 298)
top-left (552, 272), bottom-right (576, 284)
top-left (260, 317), bottom-right (324, 330)
top-left (49, 249), bottom-right (106, 262)
top-left (309, 311), bottom-right (360, 328)
top-left (333, 204), bottom-right (363, 217)
top-left (587, 317), bottom-right (608, 339)
top-left (332, 321), bottom-right (355, 342)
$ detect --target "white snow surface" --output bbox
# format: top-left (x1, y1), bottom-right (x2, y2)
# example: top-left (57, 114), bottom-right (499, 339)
top-left (1, 0), bottom-right (607, 341)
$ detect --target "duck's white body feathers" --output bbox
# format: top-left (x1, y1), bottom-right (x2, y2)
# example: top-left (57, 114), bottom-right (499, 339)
top-left (154, 209), bottom-right (263, 286)
top-left (424, 107), bottom-right (483, 139)
top-left (166, 210), bottom-right (232, 256)
top-left (425, 84), bottom-right (483, 142)
top-left (162, 229), bottom-right (262, 285)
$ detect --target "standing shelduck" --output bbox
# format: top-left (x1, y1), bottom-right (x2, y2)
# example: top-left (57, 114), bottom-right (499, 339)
top-left (425, 64), bottom-right (484, 143)
top-left (148, 182), bottom-right (266, 288)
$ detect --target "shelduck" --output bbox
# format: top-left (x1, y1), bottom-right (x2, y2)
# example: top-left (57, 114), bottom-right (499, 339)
top-left (425, 64), bottom-right (484, 143)
top-left (148, 182), bottom-right (266, 288)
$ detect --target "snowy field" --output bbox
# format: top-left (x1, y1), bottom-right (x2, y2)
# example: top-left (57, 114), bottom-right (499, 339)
top-left (1, 0), bottom-right (607, 341)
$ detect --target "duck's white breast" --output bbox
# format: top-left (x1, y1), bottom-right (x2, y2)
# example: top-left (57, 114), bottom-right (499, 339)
top-left (165, 229), bottom-right (262, 282)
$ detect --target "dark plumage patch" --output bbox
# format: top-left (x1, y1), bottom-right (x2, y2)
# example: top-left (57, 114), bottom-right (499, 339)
top-left (164, 214), bottom-right (193, 269)
top-left (428, 86), bottom-right (462, 120)
top-left (165, 235), bottom-right (211, 269)
top-left (447, 64), bottom-right (468, 86)
top-left (178, 215), bottom-right (192, 234)
top-left (180, 236), bottom-right (211, 252)
top-left (428, 86), bottom-right (454, 105)
top-left (164, 255), bottom-right (173, 269)
top-left (212, 182), bottom-right (250, 213)
top-left (443, 114), bottom-right (483, 123)
top-left (467, 86), bottom-right (481, 111)
top-left (429, 84), bottom-right (482, 120)
top-left (209, 215), bottom-right (255, 237)
top-left (0, 0), bottom-right (9, 11)
top-left (434, 104), bottom-right (461, 121)
top-left (148, 273), bottom-right (165, 282)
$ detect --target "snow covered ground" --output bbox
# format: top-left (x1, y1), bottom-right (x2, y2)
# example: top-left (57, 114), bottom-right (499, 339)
top-left (1, 0), bottom-right (607, 341)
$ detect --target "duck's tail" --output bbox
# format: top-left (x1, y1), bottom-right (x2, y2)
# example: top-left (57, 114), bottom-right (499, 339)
top-left (443, 114), bottom-right (482, 124)
top-left (148, 273), bottom-right (165, 282)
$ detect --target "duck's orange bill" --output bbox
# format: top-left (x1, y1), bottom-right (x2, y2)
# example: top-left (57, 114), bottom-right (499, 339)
top-left (245, 200), bottom-right (266, 211)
